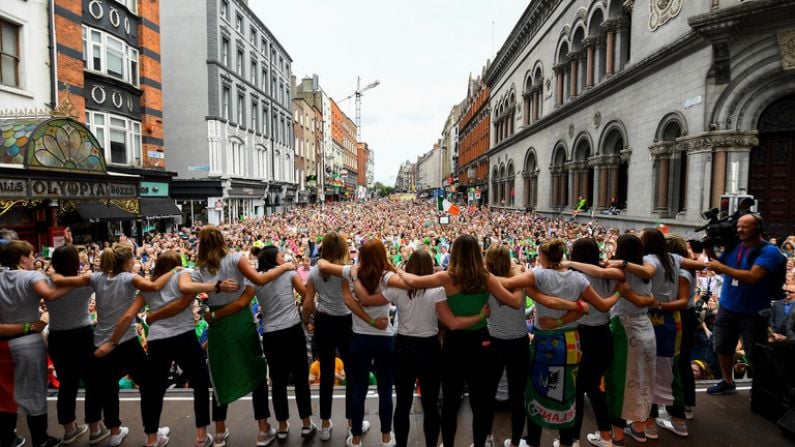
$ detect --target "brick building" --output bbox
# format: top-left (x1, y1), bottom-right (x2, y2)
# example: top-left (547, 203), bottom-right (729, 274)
top-left (457, 65), bottom-right (491, 206)
top-left (330, 99), bottom-right (357, 199)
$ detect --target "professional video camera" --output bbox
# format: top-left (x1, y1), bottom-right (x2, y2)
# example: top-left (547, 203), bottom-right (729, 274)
top-left (695, 194), bottom-right (757, 254)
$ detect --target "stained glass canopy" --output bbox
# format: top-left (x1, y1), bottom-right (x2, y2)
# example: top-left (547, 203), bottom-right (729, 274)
top-left (0, 117), bottom-right (106, 173)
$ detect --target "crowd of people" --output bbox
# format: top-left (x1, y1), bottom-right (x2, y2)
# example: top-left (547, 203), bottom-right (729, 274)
top-left (0, 199), bottom-right (793, 447)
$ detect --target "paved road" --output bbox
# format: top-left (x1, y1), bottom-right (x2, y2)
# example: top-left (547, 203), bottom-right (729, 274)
top-left (15, 384), bottom-right (793, 446)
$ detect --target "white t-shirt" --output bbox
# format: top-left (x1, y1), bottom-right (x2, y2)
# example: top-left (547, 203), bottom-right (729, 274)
top-left (384, 284), bottom-right (446, 337)
top-left (350, 271), bottom-right (396, 337)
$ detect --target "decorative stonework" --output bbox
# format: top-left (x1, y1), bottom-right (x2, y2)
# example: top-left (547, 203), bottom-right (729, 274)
top-left (568, 124), bottom-right (575, 138)
top-left (675, 130), bottom-right (759, 153)
top-left (649, 0), bottom-right (683, 32)
top-left (545, 78), bottom-right (553, 98)
top-left (593, 112), bottom-right (602, 129)
top-left (778, 29), bottom-right (795, 70)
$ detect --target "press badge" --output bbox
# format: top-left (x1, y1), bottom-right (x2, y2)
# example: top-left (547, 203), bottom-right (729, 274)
top-left (732, 279), bottom-right (739, 287)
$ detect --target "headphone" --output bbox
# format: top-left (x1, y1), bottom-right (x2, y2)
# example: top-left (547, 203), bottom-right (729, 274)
top-left (745, 212), bottom-right (765, 235)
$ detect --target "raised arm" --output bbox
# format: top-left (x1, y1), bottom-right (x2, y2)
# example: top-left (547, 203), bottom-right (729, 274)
top-left (147, 292), bottom-right (195, 324)
top-left (500, 270), bottom-right (535, 290)
top-left (95, 295), bottom-right (146, 357)
top-left (316, 259), bottom-right (346, 278)
top-left (238, 256), bottom-right (295, 286)
top-left (206, 286), bottom-right (256, 323)
top-left (132, 270), bottom-right (176, 292)
top-left (50, 272), bottom-right (91, 288)
top-left (579, 285), bottom-right (619, 313)
top-left (397, 270), bottom-right (449, 289)
top-left (341, 280), bottom-right (388, 329)
top-left (32, 279), bottom-right (74, 302)
top-left (436, 300), bottom-right (489, 330)
top-left (680, 258), bottom-right (706, 271)
top-left (178, 272), bottom-right (239, 295)
top-left (563, 261), bottom-right (625, 281)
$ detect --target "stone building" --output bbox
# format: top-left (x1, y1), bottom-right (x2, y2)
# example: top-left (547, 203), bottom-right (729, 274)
top-left (294, 75), bottom-right (332, 204)
top-left (161, 0), bottom-right (295, 224)
top-left (485, 0), bottom-right (795, 236)
top-left (293, 86), bottom-right (320, 204)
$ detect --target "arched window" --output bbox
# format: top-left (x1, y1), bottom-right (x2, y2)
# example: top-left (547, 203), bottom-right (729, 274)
top-left (551, 144), bottom-right (568, 208)
top-left (572, 135), bottom-right (594, 209)
top-left (555, 42), bottom-right (570, 105)
top-left (507, 162), bottom-right (516, 206)
top-left (651, 114), bottom-right (687, 216)
top-left (492, 166), bottom-right (500, 205)
top-left (587, 8), bottom-right (606, 85)
top-left (524, 149), bottom-right (539, 209)
top-left (499, 164), bottom-right (507, 206)
top-left (570, 26), bottom-right (586, 98)
top-left (533, 65), bottom-right (544, 119)
top-left (607, 0), bottom-right (631, 75)
top-left (598, 122), bottom-right (629, 210)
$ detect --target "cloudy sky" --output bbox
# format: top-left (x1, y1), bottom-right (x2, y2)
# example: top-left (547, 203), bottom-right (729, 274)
top-left (251, 1), bottom-right (528, 186)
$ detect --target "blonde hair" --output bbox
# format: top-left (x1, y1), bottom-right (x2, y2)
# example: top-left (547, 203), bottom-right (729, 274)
top-left (319, 232), bottom-right (349, 281)
top-left (99, 243), bottom-right (134, 275)
top-left (485, 244), bottom-right (513, 278)
top-left (197, 226), bottom-right (227, 275)
top-left (538, 239), bottom-right (566, 270)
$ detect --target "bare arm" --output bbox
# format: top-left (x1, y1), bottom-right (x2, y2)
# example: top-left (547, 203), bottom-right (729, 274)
top-left (655, 276), bottom-right (689, 311)
top-left (352, 278), bottom-right (390, 306)
top-left (436, 300), bottom-right (488, 330)
top-left (616, 281), bottom-right (655, 307)
top-left (563, 261), bottom-right (625, 281)
top-left (302, 279), bottom-right (317, 323)
top-left (238, 256), bottom-right (295, 286)
top-left (500, 270), bottom-right (535, 289)
top-left (50, 272), bottom-right (91, 287)
top-left (32, 279), bottom-right (74, 302)
top-left (680, 258), bottom-right (706, 271)
top-left (206, 286), bottom-right (256, 323)
top-left (525, 284), bottom-right (582, 311)
top-left (341, 280), bottom-right (388, 329)
top-left (579, 285), bottom-right (619, 313)
top-left (0, 321), bottom-right (46, 337)
top-left (316, 259), bottom-right (345, 278)
top-left (147, 293), bottom-right (195, 324)
top-left (95, 295), bottom-right (146, 357)
top-left (537, 310), bottom-right (583, 330)
top-left (625, 262), bottom-right (656, 279)
top-left (486, 274), bottom-right (522, 309)
top-left (132, 270), bottom-right (175, 292)
top-left (292, 274), bottom-right (307, 302)
top-left (707, 260), bottom-right (768, 286)
top-left (178, 272), bottom-right (239, 295)
top-left (397, 270), bottom-right (449, 289)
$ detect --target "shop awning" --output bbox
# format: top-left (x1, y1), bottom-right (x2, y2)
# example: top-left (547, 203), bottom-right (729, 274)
top-left (76, 203), bottom-right (135, 221)
top-left (140, 198), bottom-right (181, 219)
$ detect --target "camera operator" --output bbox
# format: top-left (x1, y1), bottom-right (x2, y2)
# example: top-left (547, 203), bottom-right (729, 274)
top-left (704, 213), bottom-right (780, 395)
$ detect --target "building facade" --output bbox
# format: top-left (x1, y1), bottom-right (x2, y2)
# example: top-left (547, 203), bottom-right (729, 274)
top-left (395, 160), bottom-right (416, 192)
top-left (292, 90), bottom-right (320, 204)
top-left (416, 144), bottom-right (442, 194)
top-left (161, 0), bottom-right (295, 225)
top-left (457, 67), bottom-right (491, 206)
top-left (331, 99), bottom-right (357, 200)
top-left (293, 75), bottom-right (331, 204)
top-left (485, 0), bottom-right (795, 236)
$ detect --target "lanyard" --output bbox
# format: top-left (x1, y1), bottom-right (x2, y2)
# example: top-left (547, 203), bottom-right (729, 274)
top-left (736, 245), bottom-right (749, 266)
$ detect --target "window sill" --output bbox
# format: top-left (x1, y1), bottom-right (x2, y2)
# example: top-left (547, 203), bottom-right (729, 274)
top-left (0, 85), bottom-right (34, 99)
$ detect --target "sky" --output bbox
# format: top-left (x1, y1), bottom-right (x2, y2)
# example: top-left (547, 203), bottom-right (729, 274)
top-left (251, 1), bottom-right (529, 186)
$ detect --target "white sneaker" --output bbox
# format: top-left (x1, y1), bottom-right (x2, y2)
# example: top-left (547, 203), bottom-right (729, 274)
top-left (109, 427), bottom-right (129, 447)
top-left (585, 432), bottom-right (613, 447)
top-left (301, 423), bottom-right (317, 439)
top-left (382, 432), bottom-right (396, 447)
top-left (145, 434), bottom-right (169, 447)
top-left (505, 439), bottom-right (528, 447)
top-left (684, 406), bottom-right (694, 420)
top-left (486, 435), bottom-right (495, 447)
top-left (213, 429), bottom-right (230, 447)
top-left (553, 440), bottom-right (580, 447)
top-left (347, 420), bottom-right (370, 437)
top-left (157, 427), bottom-right (170, 437)
top-left (256, 427), bottom-right (277, 446)
top-left (346, 435), bottom-right (362, 447)
top-left (319, 421), bottom-right (333, 441)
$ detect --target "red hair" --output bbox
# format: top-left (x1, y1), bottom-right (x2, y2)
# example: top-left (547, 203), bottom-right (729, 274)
top-left (358, 239), bottom-right (396, 295)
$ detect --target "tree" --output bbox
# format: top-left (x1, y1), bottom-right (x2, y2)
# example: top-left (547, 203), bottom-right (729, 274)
top-left (374, 182), bottom-right (395, 197)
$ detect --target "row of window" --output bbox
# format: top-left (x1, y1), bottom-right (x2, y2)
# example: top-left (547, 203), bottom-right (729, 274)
top-left (219, 0), bottom-right (289, 74)
top-left (82, 26), bottom-right (139, 88)
top-left (226, 139), bottom-right (291, 180)
top-left (220, 85), bottom-right (292, 146)
top-left (85, 110), bottom-right (141, 166)
top-left (220, 36), bottom-right (289, 107)
top-left (113, 0), bottom-right (138, 16)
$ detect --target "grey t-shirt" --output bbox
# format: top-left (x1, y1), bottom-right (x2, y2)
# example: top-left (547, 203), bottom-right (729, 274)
top-left (192, 252), bottom-right (248, 307)
top-left (680, 269), bottom-right (696, 309)
top-left (253, 270), bottom-right (301, 333)
top-left (47, 284), bottom-right (93, 331)
top-left (307, 265), bottom-right (350, 316)
top-left (0, 270), bottom-right (46, 323)
top-left (91, 272), bottom-right (139, 346)
top-left (578, 276), bottom-right (615, 327)
top-left (488, 287), bottom-right (528, 340)
top-left (350, 272), bottom-right (395, 337)
top-left (610, 271), bottom-right (651, 317)
top-left (141, 269), bottom-right (195, 342)
top-left (645, 254), bottom-right (683, 303)
top-left (533, 268), bottom-right (590, 330)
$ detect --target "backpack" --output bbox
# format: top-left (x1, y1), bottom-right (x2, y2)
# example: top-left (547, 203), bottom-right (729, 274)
top-left (747, 241), bottom-right (787, 300)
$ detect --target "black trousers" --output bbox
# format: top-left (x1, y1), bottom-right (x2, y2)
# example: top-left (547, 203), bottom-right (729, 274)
top-left (93, 338), bottom-right (158, 433)
top-left (48, 325), bottom-right (102, 426)
top-left (211, 380), bottom-right (270, 422)
top-left (146, 330), bottom-right (213, 429)
top-left (527, 421), bottom-right (576, 447)
top-left (314, 312), bottom-right (352, 420)
top-left (440, 328), bottom-right (495, 447)
top-left (262, 324), bottom-right (312, 421)
top-left (574, 324), bottom-right (613, 438)
top-left (678, 308), bottom-right (697, 407)
top-left (486, 335), bottom-right (530, 447)
top-left (394, 334), bottom-right (442, 447)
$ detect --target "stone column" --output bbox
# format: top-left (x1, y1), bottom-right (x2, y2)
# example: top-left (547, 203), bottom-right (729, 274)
top-left (583, 169), bottom-right (591, 202)
top-left (711, 150), bottom-right (727, 208)
top-left (604, 22), bottom-right (616, 76)
top-left (656, 157), bottom-right (670, 211)
top-left (555, 67), bottom-right (564, 105)
top-left (533, 89), bottom-right (541, 120)
top-left (572, 169), bottom-right (581, 205)
top-left (585, 39), bottom-right (595, 88)
top-left (609, 164), bottom-right (619, 205)
top-left (569, 54), bottom-right (579, 98)
top-left (616, 18), bottom-right (630, 71)
top-left (598, 165), bottom-right (608, 208)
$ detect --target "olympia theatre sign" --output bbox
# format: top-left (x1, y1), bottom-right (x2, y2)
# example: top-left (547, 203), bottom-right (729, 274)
top-left (0, 179), bottom-right (138, 199)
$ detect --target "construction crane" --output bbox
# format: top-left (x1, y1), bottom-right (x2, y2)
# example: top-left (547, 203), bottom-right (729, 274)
top-left (338, 77), bottom-right (380, 141)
